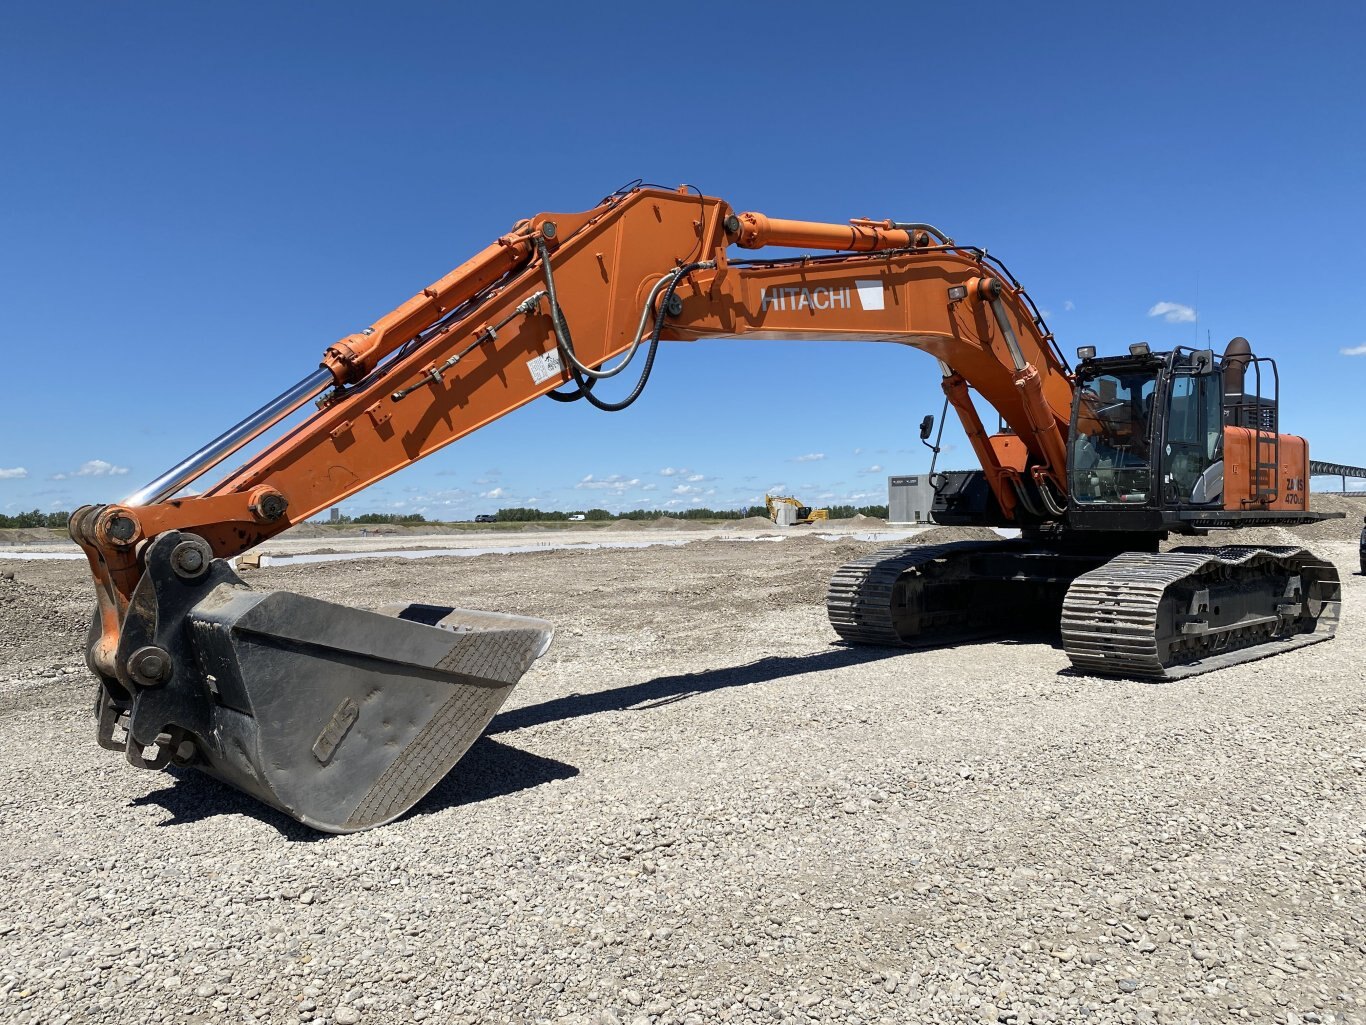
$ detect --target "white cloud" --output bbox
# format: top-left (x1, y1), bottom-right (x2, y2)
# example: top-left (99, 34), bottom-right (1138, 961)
top-left (1040, 309), bottom-right (1053, 319)
top-left (480, 487), bottom-right (505, 499)
top-left (51, 459), bottom-right (130, 481)
top-left (1063, 300), bottom-right (1075, 312)
top-left (641, 483), bottom-right (658, 492)
top-left (77, 459), bottom-right (128, 476)
top-left (658, 467), bottom-right (691, 477)
top-left (0, 467), bottom-right (28, 480)
top-left (685, 473), bottom-right (706, 482)
top-left (792, 453), bottom-right (825, 463)
top-left (1147, 301), bottom-right (1197, 324)
top-left (1341, 344), bottom-right (1366, 356)
top-left (859, 464), bottom-right (884, 475)
top-left (672, 484), bottom-right (702, 496)
top-left (576, 474), bottom-right (640, 491)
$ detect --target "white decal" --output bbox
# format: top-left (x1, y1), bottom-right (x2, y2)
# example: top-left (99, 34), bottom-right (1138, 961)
top-left (759, 285), bottom-right (851, 313)
top-left (756, 280), bottom-right (887, 314)
top-left (526, 348), bottom-right (564, 386)
top-left (855, 280), bottom-right (885, 311)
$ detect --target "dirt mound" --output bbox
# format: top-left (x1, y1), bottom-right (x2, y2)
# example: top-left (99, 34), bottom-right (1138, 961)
top-left (0, 570), bottom-right (91, 674)
top-left (1294, 493), bottom-right (1366, 543)
top-left (0, 527), bottom-right (72, 545)
top-left (822, 514), bottom-right (889, 528)
top-left (1159, 494), bottom-right (1364, 550)
top-left (911, 526), bottom-right (1003, 544)
top-left (730, 516), bottom-right (776, 529)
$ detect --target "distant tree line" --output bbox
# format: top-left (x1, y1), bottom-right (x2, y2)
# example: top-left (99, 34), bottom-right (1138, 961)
top-left (0, 503), bottom-right (890, 532)
top-left (494, 504), bottom-right (889, 522)
top-left (350, 512), bottom-right (428, 524)
top-left (0, 509), bottom-right (71, 529)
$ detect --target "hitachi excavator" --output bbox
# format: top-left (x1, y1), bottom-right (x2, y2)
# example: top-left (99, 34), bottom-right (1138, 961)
top-left (70, 184), bottom-right (1344, 832)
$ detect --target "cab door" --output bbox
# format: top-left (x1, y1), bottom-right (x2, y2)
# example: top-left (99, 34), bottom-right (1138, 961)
top-left (1161, 368), bottom-right (1223, 506)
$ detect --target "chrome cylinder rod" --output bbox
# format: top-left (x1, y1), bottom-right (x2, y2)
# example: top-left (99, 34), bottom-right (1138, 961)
top-left (124, 368), bottom-right (333, 507)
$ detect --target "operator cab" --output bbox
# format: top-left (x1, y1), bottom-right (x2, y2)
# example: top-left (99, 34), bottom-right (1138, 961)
top-left (1066, 339), bottom-right (1305, 534)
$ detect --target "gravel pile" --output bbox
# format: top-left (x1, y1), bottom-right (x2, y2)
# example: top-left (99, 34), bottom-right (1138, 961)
top-left (1, 538), bottom-right (1362, 1025)
top-left (0, 568), bottom-right (92, 709)
top-left (908, 526), bottom-right (1003, 545)
top-left (1298, 495), bottom-right (1366, 543)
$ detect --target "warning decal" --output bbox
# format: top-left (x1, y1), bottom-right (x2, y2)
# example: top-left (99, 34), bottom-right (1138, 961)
top-left (526, 348), bottom-right (565, 385)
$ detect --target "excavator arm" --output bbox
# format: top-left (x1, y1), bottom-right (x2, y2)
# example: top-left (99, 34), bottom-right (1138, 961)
top-left (75, 187), bottom-right (1073, 618)
top-left (71, 184), bottom-right (1079, 831)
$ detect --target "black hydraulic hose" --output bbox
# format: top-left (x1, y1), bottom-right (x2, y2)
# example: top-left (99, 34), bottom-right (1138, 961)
top-left (562, 295), bottom-right (658, 412)
top-left (565, 262), bottom-right (706, 412)
top-left (533, 234), bottom-right (707, 412)
top-left (544, 305), bottom-right (596, 402)
top-left (546, 379), bottom-right (594, 402)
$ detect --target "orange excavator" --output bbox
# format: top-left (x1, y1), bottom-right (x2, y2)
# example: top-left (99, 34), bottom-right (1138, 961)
top-left (71, 184), bottom-right (1343, 831)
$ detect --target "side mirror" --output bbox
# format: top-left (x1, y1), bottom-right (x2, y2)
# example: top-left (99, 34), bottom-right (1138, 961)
top-left (918, 414), bottom-right (934, 441)
top-left (1191, 348), bottom-right (1217, 374)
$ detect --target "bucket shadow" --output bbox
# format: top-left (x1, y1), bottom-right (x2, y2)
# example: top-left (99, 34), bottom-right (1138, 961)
top-left (131, 645), bottom-right (912, 836)
top-left (408, 736), bottom-right (578, 818)
top-left (130, 736), bottom-right (578, 839)
top-left (489, 644), bottom-right (905, 737)
top-left (131, 770), bottom-right (328, 840)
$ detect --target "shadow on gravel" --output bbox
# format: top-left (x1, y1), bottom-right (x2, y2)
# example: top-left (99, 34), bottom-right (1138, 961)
top-left (130, 737), bottom-right (578, 839)
top-left (488, 645), bottom-right (905, 736)
top-left (131, 771), bottom-right (328, 841)
top-left (409, 737), bottom-right (579, 819)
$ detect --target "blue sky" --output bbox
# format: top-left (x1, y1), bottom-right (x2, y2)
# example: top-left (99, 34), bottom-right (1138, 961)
top-left (3, 2), bottom-right (1364, 518)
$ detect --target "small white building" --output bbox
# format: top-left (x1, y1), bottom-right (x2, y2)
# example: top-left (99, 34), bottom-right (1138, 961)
top-left (887, 475), bottom-right (934, 525)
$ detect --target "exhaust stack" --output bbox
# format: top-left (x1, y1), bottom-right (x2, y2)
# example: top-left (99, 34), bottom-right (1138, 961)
top-left (1223, 335), bottom-right (1252, 415)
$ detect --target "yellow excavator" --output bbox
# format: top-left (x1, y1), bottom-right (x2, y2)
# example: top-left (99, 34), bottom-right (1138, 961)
top-left (765, 495), bottom-right (830, 525)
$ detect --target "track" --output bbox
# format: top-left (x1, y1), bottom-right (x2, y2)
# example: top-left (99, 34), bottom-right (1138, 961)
top-left (826, 539), bottom-right (1105, 648)
top-left (826, 540), bottom-right (1009, 646)
top-left (1060, 546), bottom-right (1341, 680)
top-left (828, 541), bottom-right (1341, 681)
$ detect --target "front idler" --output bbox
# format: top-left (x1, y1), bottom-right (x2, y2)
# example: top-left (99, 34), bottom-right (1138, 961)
top-left (96, 531), bottom-right (554, 832)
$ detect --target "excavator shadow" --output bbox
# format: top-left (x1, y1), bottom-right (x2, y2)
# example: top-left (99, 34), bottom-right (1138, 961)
top-left (488, 645), bottom-right (907, 737)
top-left (130, 737), bottom-right (578, 839)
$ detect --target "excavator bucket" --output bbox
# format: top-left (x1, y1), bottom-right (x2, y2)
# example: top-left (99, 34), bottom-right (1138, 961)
top-left (96, 532), bottom-right (553, 832)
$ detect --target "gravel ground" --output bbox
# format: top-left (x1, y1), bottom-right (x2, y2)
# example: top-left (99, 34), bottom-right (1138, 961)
top-left (0, 534), bottom-right (1362, 1025)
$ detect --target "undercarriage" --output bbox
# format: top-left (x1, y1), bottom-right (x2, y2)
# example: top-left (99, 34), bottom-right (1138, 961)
top-left (827, 537), bottom-right (1341, 680)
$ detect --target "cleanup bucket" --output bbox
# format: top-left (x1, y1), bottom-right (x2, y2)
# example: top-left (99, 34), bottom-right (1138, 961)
top-left (95, 532), bottom-right (553, 832)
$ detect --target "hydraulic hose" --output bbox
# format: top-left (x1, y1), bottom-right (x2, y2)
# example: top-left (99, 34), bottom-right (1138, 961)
top-left (534, 236), bottom-right (713, 412)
